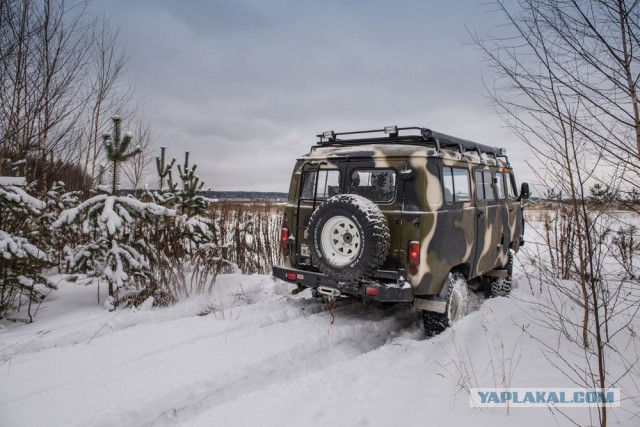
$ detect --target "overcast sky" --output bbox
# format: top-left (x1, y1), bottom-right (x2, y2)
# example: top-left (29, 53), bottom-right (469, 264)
top-left (89, 0), bottom-right (532, 192)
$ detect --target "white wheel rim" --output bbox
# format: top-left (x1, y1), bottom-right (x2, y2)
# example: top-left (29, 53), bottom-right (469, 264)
top-left (320, 215), bottom-right (361, 266)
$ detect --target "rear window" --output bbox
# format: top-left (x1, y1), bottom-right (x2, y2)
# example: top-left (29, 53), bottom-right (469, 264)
top-left (349, 169), bottom-right (396, 202)
top-left (301, 170), bottom-right (341, 199)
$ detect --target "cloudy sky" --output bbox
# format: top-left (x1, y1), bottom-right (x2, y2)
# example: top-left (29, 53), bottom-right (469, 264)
top-left (90, 0), bottom-right (532, 192)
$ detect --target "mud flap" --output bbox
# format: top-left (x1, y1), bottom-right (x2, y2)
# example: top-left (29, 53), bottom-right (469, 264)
top-left (414, 297), bottom-right (446, 314)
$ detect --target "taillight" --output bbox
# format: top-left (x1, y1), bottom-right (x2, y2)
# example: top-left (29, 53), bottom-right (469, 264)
top-left (365, 286), bottom-right (379, 296)
top-left (407, 241), bottom-right (420, 274)
top-left (280, 228), bottom-right (289, 255)
top-left (285, 272), bottom-right (303, 281)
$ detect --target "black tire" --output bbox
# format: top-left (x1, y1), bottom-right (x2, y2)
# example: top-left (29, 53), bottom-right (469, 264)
top-left (423, 310), bottom-right (448, 338)
top-left (490, 249), bottom-right (513, 297)
top-left (307, 194), bottom-right (390, 282)
top-left (423, 271), bottom-right (468, 337)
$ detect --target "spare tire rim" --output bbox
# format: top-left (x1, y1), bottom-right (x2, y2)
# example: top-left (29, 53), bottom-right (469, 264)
top-left (320, 215), bottom-right (361, 267)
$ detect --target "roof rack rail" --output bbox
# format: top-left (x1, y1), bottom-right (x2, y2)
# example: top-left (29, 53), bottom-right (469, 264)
top-left (314, 126), bottom-right (507, 160)
top-left (316, 126), bottom-right (423, 142)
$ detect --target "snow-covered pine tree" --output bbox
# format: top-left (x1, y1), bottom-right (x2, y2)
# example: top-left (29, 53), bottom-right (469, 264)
top-left (156, 146), bottom-right (176, 192)
top-left (103, 115), bottom-right (141, 195)
top-left (55, 116), bottom-right (176, 309)
top-left (589, 183), bottom-right (617, 206)
top-left (0, 180), bottom-right (54, 319)
top-left (144, 146), bottom-right (177, 206)
top-left (147, 149), bottom-right (214, 251)
top-left (625, 187), bottom-right (640, 207)
top-left (176, 151), bottom-right (208, 217)
top-left (178, 151), bottom-right (221, 257)
top-left (237, 214), bottom-right (260, 273)
top-left (54, 194), bottom-right (176, 309)
top-left (126, 146), bottom-right (236, 298)
top-left (39, 181), bottom-right (80, 272)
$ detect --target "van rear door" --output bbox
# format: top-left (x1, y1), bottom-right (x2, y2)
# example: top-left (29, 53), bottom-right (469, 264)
top-left (293, 161), bottom-right (346, 266)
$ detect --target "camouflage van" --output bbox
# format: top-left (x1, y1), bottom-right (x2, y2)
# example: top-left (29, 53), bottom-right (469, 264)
top-left (272, 126), bottom-right (530, 335)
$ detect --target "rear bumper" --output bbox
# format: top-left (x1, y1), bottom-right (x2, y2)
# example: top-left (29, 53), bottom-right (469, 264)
top-left (272, 265), bottom-right (414, 303)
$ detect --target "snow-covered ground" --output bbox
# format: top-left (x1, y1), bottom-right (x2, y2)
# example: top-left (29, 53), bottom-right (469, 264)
top-left (1, 212), bottom-right (639, 426)
top-left (0, 275), bottom-right (634, 426)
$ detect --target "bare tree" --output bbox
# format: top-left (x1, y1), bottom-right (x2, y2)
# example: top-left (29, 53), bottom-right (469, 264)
top-left (81, 14), bottom-right (133, 193)
top-left (0, 0), bottom-right (95, 191)
top-left (473, 1), bottom-right (640, 425)
top-left (121, 113), bottom-right (154, 193)
top-left (0, 1), bottom-right (140, 194)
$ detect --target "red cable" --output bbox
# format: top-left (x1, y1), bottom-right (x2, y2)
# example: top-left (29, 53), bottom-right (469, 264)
top-left (328, 299), bottom-right (335, 324)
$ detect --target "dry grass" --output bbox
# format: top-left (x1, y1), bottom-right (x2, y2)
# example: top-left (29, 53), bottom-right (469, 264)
top-left (208, 201), bottom-right (285, 274)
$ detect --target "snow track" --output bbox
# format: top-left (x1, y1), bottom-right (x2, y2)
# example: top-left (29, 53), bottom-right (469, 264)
top-left (146, 301), bottom-right (420, 427)
top-left (0, 277), bottom-right (421, 427)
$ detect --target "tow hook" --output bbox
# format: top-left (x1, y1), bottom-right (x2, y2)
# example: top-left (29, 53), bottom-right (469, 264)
top-left (317, 286), bottom-right (341, 300)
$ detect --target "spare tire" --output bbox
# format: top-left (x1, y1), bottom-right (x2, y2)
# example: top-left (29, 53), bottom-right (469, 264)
top-left (307, 194), bottom-right (390, 282)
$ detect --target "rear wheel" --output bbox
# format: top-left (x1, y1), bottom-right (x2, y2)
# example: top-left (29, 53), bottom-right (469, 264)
top-left (490, 249), bottom-right (514, 297)
top-left (423, 271), bottom-right (469, 337)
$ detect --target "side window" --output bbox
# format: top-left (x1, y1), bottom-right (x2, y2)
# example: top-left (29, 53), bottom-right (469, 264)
top-left (495, 172), bottom-right (505, 200)
top-left (475, 169), bottom-right (495, 201)
top-left (443, 168), bottom-right (455, 202)
top-left (453, 169), bottom-right (471, 201)
top-left (483, 171), bottom-right (495, 200)
top-left (301, 170), bottom-right (341, 199)
top-left (474, 170), bottom-right (484, 200)
top-left (507, 172), bottom-right (518, 199)
top-left (443, 166), bottom-right (471, 203)
top-left (349, 169), bottom-right (396, 202)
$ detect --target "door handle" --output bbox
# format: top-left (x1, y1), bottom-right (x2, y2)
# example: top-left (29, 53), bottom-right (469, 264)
top-left (478, 211), bottom-right (484, 219)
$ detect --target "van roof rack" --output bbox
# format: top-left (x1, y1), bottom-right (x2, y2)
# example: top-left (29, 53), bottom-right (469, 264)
top-left (315, 126), bottom-right (507, 159)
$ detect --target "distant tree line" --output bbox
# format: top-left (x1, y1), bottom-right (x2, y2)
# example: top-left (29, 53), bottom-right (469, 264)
top-left (538, 184), bottom-right (640, 208)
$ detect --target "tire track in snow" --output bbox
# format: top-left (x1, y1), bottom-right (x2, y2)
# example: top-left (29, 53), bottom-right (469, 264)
top-left (139, 302), bottom-right (421, 427)
top-left (1, 296), bottom-right (416, 427)
top-left (0, 294), bottom-right (325, 363)
top-left (132, 292), bottom-right (486, 427)
top-left (0, 298), bottom-right (336, 425)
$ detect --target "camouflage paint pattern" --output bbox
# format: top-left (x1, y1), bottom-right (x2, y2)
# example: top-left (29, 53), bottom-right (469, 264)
top-left (280, 141), bottom-right (524, 297)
